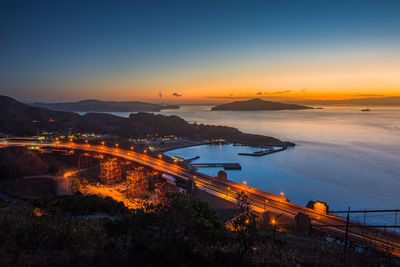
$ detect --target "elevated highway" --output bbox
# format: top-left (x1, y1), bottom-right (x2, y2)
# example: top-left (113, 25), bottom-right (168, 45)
top-left (1, 140), bottom-right (399, 256)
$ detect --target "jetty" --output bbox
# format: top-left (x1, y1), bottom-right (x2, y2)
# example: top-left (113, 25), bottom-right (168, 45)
top-left (238, 147), bottom-right (286, 157)
top-left (191, 163), bottom-right (242, 170)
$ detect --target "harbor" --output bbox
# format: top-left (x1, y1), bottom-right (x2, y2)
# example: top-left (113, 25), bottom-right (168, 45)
top-left (238, 147), bottom-right (287, 156)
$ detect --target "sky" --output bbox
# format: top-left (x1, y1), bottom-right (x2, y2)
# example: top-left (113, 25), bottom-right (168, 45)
top-left (1, 0), bottom-right (400, 103)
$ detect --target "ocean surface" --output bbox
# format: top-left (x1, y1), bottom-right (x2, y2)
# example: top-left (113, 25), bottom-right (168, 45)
top-left (81, 106), bottom-right (400, 210)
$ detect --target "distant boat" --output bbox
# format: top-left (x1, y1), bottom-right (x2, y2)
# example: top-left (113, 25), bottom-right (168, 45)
top-left (361, 108), bottom-right (371, 112)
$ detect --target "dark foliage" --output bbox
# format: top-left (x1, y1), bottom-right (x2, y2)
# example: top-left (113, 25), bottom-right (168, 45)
top-left (0, 147), bottom-right (50, 180)
top-left (36, 192), bottom-right (128, 216)
top-left (0, 193), bottom-right (398, 266)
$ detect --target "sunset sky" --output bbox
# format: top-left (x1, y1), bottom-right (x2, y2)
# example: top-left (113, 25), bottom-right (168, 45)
top-left (1, 0), bottom-right (400, 103)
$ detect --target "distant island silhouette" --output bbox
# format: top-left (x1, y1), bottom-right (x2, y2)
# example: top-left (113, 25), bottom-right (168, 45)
top-left (0, 95), bottom-right (294, 147)
top-left (32, 99), bottom-right (179, 112)
top-left (211, 98), bottom-right (312, 111)
top-left (286, 96), bottom-right (400, 106)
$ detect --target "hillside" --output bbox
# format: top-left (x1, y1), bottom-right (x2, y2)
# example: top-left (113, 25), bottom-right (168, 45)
top-left (0, 95), bottom-right (80, 135)
top-left (0, 96), bottom-right (294, 147)
top-left (32, 99), bottom-right (179, 112)
top-left (211, 98), bottom-right (312, 111)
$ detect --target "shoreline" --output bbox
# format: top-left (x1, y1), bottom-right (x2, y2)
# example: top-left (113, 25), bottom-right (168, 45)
top-left (158, 140), bottom-right (292, 154)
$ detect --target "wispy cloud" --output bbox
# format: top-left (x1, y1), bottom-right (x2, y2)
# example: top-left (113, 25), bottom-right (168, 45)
top-left (271, 90), bottom-right (291, 94)
top-left (356, 94), bottom-right (385, 97)
top-left (172, 92), bottom-right (182, 97)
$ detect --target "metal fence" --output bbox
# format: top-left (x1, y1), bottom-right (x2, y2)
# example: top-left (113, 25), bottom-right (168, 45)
top-left (324, 209), bottom-right (400, 255)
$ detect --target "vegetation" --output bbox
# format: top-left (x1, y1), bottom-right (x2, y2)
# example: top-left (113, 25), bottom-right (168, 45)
top-left (32, 99), bottom-right (179, 112)
top-left (211, 98), bottom-right (312, 111)
top-left (34, 192), bottom-right (128, 216)
top-left (0, 147), bottom-right (63, 180)
top-left (0, 95), bottom-right (294, 146)
top-left (0, 193), bottom-right (397, 266)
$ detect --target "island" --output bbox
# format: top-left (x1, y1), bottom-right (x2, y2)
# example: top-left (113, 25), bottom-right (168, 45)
top-left (32, 99), bottom-right (180, 112)
top-left (0, 95), bottom-right (294, 147)
top-left (211, 98), bottom-right (313, 111)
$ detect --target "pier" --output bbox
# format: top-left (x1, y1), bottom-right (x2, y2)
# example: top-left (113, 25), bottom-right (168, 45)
top-left (238, 147), bottom-right (287, 157)
top-left (191, 163), bottom-right (242, 170)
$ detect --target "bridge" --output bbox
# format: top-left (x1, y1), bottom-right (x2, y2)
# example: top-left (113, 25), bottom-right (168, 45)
top-left (1, 140), bottom-right (399, 256)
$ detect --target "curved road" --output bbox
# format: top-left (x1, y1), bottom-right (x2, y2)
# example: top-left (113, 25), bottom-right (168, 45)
top-left (1, 140), bottom-right (399, 256)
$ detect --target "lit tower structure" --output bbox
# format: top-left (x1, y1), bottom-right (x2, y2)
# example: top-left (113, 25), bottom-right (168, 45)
top-left (126, 166), bottom-right (148, 199)
top-left (100, 158), bottom-right (121, 184)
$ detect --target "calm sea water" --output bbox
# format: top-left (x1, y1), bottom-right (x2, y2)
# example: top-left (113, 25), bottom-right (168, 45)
top-left (82, 106), bottom-right (400, 210)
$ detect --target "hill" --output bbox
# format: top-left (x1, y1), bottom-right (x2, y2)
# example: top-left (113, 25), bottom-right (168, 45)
top-left (32, 99), bottom-right (179, 112)
top-left (211, 98), bottom-right (312, 111)
top-left (0, 95), bottom-right (80, 135)
top-left (0, 96), bottom-right (294, 147)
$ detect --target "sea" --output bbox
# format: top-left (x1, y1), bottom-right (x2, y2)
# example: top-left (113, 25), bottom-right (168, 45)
top-left (81, 106), bottom-right (400, 211)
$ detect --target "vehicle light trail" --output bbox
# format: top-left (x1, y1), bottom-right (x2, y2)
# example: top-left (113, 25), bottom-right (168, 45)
top-left (1, 140), bottom-right (399, 256)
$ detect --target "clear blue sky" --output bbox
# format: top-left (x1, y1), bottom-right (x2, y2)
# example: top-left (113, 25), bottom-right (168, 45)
top-left (1, 0), bottom-right (399, 102)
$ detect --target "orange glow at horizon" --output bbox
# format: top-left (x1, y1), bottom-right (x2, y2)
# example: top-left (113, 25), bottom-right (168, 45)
top-left (32, 46), bottom-right (400, 103)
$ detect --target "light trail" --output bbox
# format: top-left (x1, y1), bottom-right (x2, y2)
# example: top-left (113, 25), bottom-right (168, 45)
top-left (1, 140), bottom-right (399, 256)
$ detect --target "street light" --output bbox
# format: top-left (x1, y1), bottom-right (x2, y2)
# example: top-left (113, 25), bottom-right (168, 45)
top-left (158, 154), bottom-right (162, 159)
top-left (130, 146), bottom-right (134, 150)
top-left (243, 181), bottom-right (247, 186)
top-left (227, 186), bottom-right (230, 196)
top-left (264, 199), bottom-right (268, 211)
top-left (280, 192), bottom-right (285, 197)
top-left (115, 143), bottom-right (119, 148)
top-left (272, 213), bottom-right (283, 242)
top-left (101, 141), bottom-right (105, 146)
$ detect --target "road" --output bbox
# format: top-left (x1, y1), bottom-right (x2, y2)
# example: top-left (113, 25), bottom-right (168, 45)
top-left (1, 140), bottom-right (399, 256)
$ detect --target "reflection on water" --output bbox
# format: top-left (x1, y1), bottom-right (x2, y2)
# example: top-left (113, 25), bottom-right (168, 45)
top-left (80, 106), bottom-right (400, 210)
top-left (162, 106), bottom-right (400, 210)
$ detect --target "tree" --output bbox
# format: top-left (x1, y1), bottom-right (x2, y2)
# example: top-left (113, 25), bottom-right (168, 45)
top-left (232, 191), bottom-right (257, 232)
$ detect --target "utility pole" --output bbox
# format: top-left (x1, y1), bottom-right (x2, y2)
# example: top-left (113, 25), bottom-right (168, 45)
top-left (344, 206), bottom-right (350, 257)
top-left (272, 213), bottom-right (283, 242)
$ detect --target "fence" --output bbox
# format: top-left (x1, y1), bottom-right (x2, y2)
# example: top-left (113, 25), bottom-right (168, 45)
top-left (323, 209), bottom-right (400, 255)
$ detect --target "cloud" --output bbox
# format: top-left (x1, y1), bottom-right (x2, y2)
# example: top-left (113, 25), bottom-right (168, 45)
top-left (159, 92), bottom-right (162, 98)
top-left (205, 96), bottom-right (248, 99)
top-left (256, 92), bottom-right (263, 95)
top-left (272, 90), bottom-right (291, 94)
top-left (299, 88), bottom-right (307, 92)
top-left (172, 92), bottom-right (182, 97)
